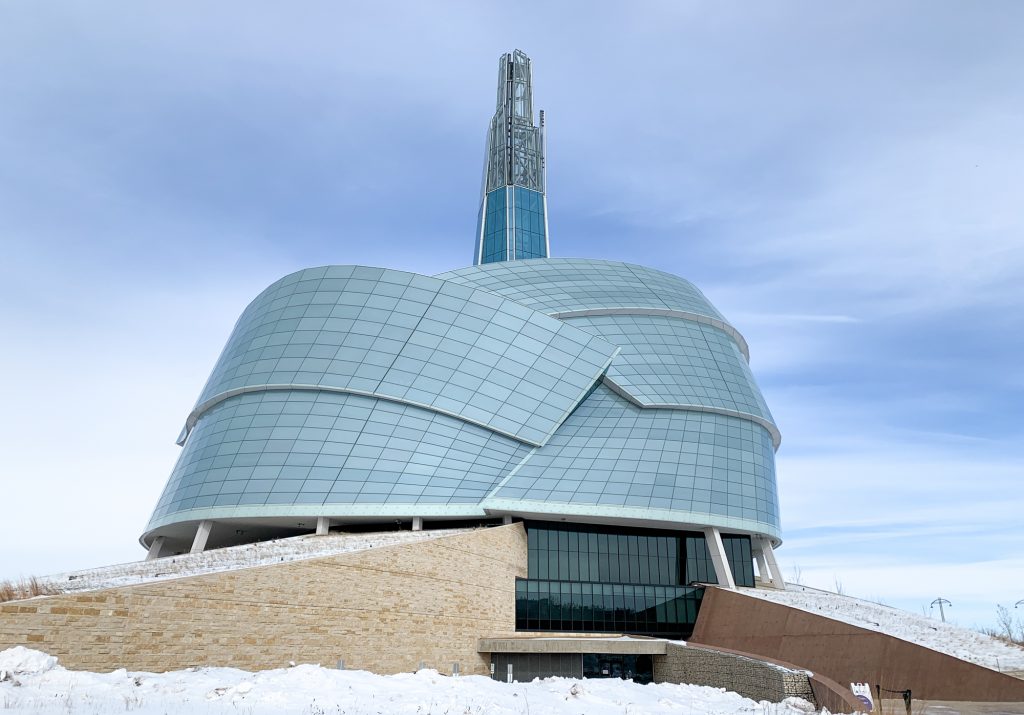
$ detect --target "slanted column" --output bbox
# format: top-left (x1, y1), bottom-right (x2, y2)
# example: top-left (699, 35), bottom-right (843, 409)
top-left (316, 517), bottom-right (331, 536)
top-left (702, 527), bottom-right (736, 589)
top-left (145, 536), bottom-right (166, 561)
top-left (754, 548), bottom-right (770, 585)
top-left (412, 516), bottom-right (423, 531)
top-left (190, 520), bottom-right (213, 554)
top-left (757, 536), bottom-right (784, 589)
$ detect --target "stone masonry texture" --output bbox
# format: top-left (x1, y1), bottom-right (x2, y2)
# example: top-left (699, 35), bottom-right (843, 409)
top-left (654, 642), bottom-right (814, 704)
top-left (0, 524), bottom-right (528, 675)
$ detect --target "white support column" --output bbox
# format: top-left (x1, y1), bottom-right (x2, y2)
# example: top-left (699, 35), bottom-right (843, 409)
top-left (316, 517), bottom-right (331, 536)
top-left (702, 527), bottom-right (736, 589)
top-left (502, 515), bottom-right (513, 525)
top-left (754, 549), bottom-right (770, 585)
top-left (145, 536), bottom-right (166, 561)
top-left (412, 516), bottom-right (423, 531)
top-left (758, 537), bottom-right (784, 589)
top-left (190, 520), bottom-right (213, 554)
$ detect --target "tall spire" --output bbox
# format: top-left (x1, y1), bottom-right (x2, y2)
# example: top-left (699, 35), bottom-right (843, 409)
top-left (474, 49), bottom-right (549, 265)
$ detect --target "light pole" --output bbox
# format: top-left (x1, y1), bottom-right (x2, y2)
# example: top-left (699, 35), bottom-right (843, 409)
top-left (930, 598), bottom-right (952, 623)
top-left (1015, 600), bottom-right (1024, 608)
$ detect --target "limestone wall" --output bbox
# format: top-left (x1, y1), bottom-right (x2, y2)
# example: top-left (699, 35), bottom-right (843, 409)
top-left (0, 524), bottom-right (527, 674)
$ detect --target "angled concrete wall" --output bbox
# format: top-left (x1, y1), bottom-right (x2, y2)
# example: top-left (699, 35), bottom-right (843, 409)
top-left (0, 524), bottom-right (527, 674)
top-left (690, 587), bottom-right (1024, 702)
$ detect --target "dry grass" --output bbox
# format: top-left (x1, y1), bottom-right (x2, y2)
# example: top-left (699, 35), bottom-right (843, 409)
top-left (0, 576), bottom-right (61, 603)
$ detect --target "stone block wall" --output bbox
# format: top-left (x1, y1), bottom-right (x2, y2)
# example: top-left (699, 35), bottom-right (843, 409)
top-left (0, 524), bottom-right (527, 675)
top-left (654, 642), bottom-right (814, 703)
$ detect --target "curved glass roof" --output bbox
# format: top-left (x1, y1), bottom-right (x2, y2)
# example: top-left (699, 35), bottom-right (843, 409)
top-left (189, 266), bottom-right (617, 447)
top-left (438, 258), bottom-right (726, 322)
top-left (562, 314), bottom-right (775, 431)
top-left (145, 260), bottom-right (782, 547)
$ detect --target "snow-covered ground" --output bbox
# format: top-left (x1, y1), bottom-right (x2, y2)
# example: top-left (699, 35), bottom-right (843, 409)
top-left (743, 585), bottom-right (1024, 673)
top-left (41, 529), bottom-right (470, 594)
top-left (0, 647), bottom-right (825, 715)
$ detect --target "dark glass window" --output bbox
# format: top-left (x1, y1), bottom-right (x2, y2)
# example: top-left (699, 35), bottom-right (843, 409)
top-left (517, 522), bottom-right (755, 637)
top-left (481, 188), bottom-right (509, 263)
top-left (516, 579), bottom-right (704, 638)
top-left (722, 534), bottom-right (755, 587)
top-left (516, 522), bottom-right (716, 638)
top-left (512, 187), bottom-right (547, 259)
top-left (685, 535), bottom-right (717, 584)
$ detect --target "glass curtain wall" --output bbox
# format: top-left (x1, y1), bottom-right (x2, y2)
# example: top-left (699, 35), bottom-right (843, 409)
top-left (515, 522), bottom-right (755, 637)
top-left (479, 187), bottom-right (547, 264)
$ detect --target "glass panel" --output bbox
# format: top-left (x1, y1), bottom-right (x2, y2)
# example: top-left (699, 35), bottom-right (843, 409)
top-left (518, 522), bottom-right (709, 637)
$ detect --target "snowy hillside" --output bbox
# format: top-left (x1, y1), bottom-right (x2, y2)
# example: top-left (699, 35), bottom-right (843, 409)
top-left (42, 529), bottom-right (471, 595)
top-left (742, 585), bottom-right (1024, 674)
top-left (0, 647), bottom-right (823, 715)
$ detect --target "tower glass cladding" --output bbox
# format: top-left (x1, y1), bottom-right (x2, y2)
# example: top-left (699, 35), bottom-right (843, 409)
top-left (475, 50), bottom-right (549, 265)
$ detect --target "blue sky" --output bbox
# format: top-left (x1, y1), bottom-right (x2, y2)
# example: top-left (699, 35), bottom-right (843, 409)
top-left (1, 2), bottom-right (1021, 630)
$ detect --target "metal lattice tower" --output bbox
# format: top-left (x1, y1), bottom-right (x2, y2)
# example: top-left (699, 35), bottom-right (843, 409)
top-left (474, 50), bottom-right (549, 265)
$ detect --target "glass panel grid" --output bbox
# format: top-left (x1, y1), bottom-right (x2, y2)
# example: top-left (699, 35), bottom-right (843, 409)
top-left (492, 384), bottom-right (780, 529)
top-left (517, 522), bottom-right (708, 637)
top-left (515, 579), bottom-right (704, 637)
top-left (439, 259), bottom-right (727, 322)
top-left (481, 188), bottom-right (508, 263)
top-left (191, 267), bottom-right (617, 446)
top-left (149, 390), bottom-right (531, 524)
top-left (512, 187), bottom-right (546, 259)
top-left (565, 314), bottom-right (774, 422)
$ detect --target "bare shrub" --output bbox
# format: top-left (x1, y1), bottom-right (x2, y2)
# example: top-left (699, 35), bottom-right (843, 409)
top-left (978, 606), bottom-right (1024, 647)
top-left (0, 576), bottom-right (61, 603)
top-left (789, 564), bottom-right (803, 585)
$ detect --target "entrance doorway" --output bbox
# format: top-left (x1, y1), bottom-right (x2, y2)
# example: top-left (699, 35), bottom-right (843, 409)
top-left (583, 654), bottom-right (653, 684)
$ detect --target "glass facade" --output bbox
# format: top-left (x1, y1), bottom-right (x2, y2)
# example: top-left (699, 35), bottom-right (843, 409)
top-left (514, 522), bottom-right (754, 638)
top-left (439, 259), bottom-right (730, 327)
top-left (187, 265), bottom-right (616, 448)
top-left (480, 188), bottom-right (508, 264)
top-left (723, 533), bottom-right (755, 586)
top-left (515, 580), bottom-right (704, 638)
top-left (150, 390), bottom-right (532, 522)
top-left (145, 260), bottom-right (781, 552)
top-left (564, 313), bottom-right (774, 424)
top-left (478, 187), bottom-right (548, 264)
top-left (485, 384), bottom-right (779, 532)
top-left (513, 187), bottom-right (547, 259)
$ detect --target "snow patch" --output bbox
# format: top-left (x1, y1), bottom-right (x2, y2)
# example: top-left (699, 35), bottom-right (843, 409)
top-left (43, 528), bottom-right (473, 595)
top-left (0, 648), bottom-right (830, 714)
top-left (0, 646), bottom-right (59, 675)
top-left (742, 585), bottom-right (1024, 673)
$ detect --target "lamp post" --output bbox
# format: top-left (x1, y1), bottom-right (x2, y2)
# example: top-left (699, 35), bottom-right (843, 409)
top-left (930, 598), bottom-right (952, 623)
top-left (1015, 600), bottom-right (1024, 608)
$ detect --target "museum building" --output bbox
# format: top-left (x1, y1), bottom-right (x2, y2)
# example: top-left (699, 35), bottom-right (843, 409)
top-left (5, 51), bottom-right (1023, 704)
top-left (141, 49), bottom-right (784, 648)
